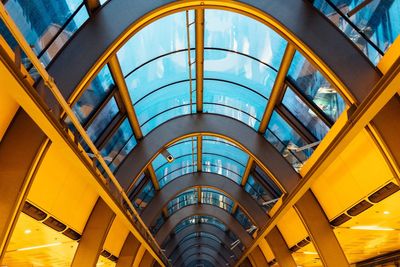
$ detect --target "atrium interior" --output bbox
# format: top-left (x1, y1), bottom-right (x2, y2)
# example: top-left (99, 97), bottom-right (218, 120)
top-left (0, 0), bottom-right (400, 266)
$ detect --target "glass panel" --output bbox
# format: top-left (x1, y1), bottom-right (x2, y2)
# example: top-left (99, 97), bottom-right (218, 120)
top-left (202, 137), bottom-right (248, 184)
top-left (265, 111), bottom-right (312, 171)
top-left (282, 87), bottom-right (330, 140)
top-left (175, 216), bottom-right (227, 233)
top-left (203, 79), bottom-right (265, 129)
top-left (204, 9), bottom-right (287, 69)
top-left (117, 11), bottom-right (195, 76)
top-left (72, 65), bottom-right (115, 125)
top-left (133, 180), bottom-right (155, 213)
top-left (201, 188), bottom-right (234, 212)
top-left (288, 52), bottom-right (346, 122)
top-left (313, 0), bottom-right (400, 64)
top-left (244, 175), bottom-right (281, 211)
top-left (100, 118), bottom-right (137, 172)
top-left (167, 189), bottom-right (198, 215)
top-left (150, 214), bottom-right (165, 235)
top-left (234, 207), bottom-right (253, 230)
top-left (5, 0), bottom-right (88, 65)
top-left (86, 97), bottom-right (119, 142)
top-left (152, 138), bottom-right (197, 188)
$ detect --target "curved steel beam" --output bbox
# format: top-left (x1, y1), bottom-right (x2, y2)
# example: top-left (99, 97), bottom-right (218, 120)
top-left (170, 240), bottom-right (234, 265)
top-left (180, 254), bottom-right (219, 267)
top-left (142, 172), bottom-right (268, 227)
top-left (163, 224), bottom-right (242, 257)
top-left (174, 247), bottom-right (228, 267)
top-left (155, 204), bottom-right (252, 247)
top-left (48, 0), bottom-right (380, 105)
top-left (185, 259), bottom-right (215, 267)
top-left (115, 113), bottom-right (300, 194)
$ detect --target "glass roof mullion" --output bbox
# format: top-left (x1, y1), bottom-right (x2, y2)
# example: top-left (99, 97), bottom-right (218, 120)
top-left (259, 44), bottom-right (296, 134)
top-left (240, 158), bottom-right (254, 187)
top-left (195, 8), bottom-right (204, 113)
top-left (275, 104), bottom-right (319, 144)
top-left (84, 0), bottom-right (100, 16)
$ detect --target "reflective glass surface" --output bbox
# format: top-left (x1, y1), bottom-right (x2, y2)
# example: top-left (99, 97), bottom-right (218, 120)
top-left (100, 118), bottom-right (137, 172)
top-left (202, 137), bottom-right (248, 184)
top-left (265, 111), bottom-right (312, 170)
top-left (314, 0), bottom-right (400, 64)
top-left (117, 11), bottom-right (195, 76)
top-left (133, 180), bottom-right (156, 213)
top-left (151, 214), bottom-right (165, 235)
top-left (233, 207), bottom-right (253, 230)
top-left (167, 189), bottom-right (198, 216)
top-left (72, 65), bottom-right (115, 125)
top-left (152, 138), bottom-right (197, 188)
top-left (288, 52), bottom-right (346, 122)
top-left (201, 188), bottom-right (234, 213)
top-left (5, 0), bottom-right (88, 65)
top-left (174, 215), bottom-right (227, 233)
top-left (282, 87), bottom-right (330, 140)
top-left (245, 175), bottom-right (280, 211)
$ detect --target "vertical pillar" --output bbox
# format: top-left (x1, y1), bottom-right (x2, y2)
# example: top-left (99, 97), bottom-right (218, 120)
top-left (116, 233), bottom-right (141, 267)
top-left (295, 190), bottom-right (349, 267)
top-left (132, 245), bottom-right (146, 267)
top-left (250, 246), bottom-right (269, 267)
top-left (139, 251), bottom-right (155, 267)
top-left (0, 110), bottom-right (47, 259)
top-left (265, 227), bottom-right (296, 267)
top-left (72, 198), bottom-right (115, 267)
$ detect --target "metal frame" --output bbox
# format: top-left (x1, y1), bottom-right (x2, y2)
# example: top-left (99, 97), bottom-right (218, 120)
top-left (141, 172), bottom-right (268, 228)
top-left (174, 247), bottom-right (228, 267)
top-left (180, 253), bottom-right (222, 267)
top-left (172, 245), bottom-right (232, 266)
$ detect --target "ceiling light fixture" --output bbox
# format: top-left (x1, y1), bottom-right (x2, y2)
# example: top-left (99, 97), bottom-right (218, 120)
top-left (16, 242), bottom-right (62, 251)
top-left (303, 251), bottom-right (318, 255)
top-left (383, 211), bottom-right (390, 215)
top-left (24, 229), bottom-right (32, 234)
top-left (350, 225), bottom-right (395, 231)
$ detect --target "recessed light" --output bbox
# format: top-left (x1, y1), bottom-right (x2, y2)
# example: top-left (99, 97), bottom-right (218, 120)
top-left (350, 225), bottom-right (395, 231)
top-left (383, 211), bottom-right (390, 215)
top-left (303, 251), bottom-right (318, 255)
top-left (24, 229), bottom-right (31, 234)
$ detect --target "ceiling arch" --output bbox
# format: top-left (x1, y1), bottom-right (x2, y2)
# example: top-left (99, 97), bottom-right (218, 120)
top-left (141, 172), bottom-right (268, 227)
top-left (174, 247), bottom-right (229, 267)
top-left (180, 253), bottom-right (221, 267)
top-left (155, 204), bottom-right (253, 247)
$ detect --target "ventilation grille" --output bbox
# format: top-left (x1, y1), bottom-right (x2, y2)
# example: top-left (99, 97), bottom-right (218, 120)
top-left (289, 236), bottom-right (311, 252)
top-left (22, 201), bottom-right (82, 241)
top-left (330, 181), bottom-right (400, 227)
top-left (101, 249), bottom-right (118, 262)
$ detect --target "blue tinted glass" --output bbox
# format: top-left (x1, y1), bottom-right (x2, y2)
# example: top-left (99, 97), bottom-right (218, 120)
top-left (203, 79), bottom-right (265, 129)
top-left (266, 112), bottom-right (312, 170)
top-left (152, 138), bottom-right (197, 188)
top-left (245, 175), bottom-right (280, 211)
top-left (150, 214), bottom-right (165, 234)
top-left (117, 11), bottom-right (195, 75)
top-left (5, 0), bottom-right (88, 65)
top-left (201, 188), bottom-right (234, 213)
top-left (73, 65), bottom-right (115, 124)
top-left (234, 207), bottom-right (253, 230)
top-left (175, 216), bottom-right (227, 233)
top-left (202, 137), bottom-right (248, 184)
top-left (204, 9), bottom-right (287, 68)
top-left (86, 97), bottom-right (119, 142)
top-left (288, 52), bottom-right (346, 121)
top-left (204, 49), bottom-right (276, 99)
top-left (100, 118), bottom-right (137, 172)
top-left (282, 87), bottom-right (330, 140)
top-left (134, 180), bottom-right (155, 213)
top-left (167, 189), bottom-right (198, 215)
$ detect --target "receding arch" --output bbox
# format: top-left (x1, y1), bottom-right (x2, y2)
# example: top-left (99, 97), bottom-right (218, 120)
top-left (116, 113), bottom-right (300, 194)
top-left (48, 0), bottom-right (380, 106)
top-left (180, 254), bottom-right (220, 267)
top-left (163, 224), bottom-right (242, 257)
top-left (155, 204), bottom-right (253, 247)
top-left (170, 240), bottom-right (234, 265)
top-left (142, 172), bottom-right (268, 227)
top-left (174, 247), bottom-right (228, 267)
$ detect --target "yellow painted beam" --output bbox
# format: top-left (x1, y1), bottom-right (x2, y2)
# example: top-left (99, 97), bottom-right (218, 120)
top-left (195, 8), bottom-right (204, 113)
top-left (241, 158), bottom-right (254, 187)
top-left (132, 245), bottom-right (146, 267)
top-left (147, 164), bottom-right (160, 191)
top-left (197, 135), bottom-right (202, 172)
top-left (258, 44), bottom-right (296, 134)
top-left (377, 35), bottom-right (400, 75)
top-left (108, 55), bottom-right (143, 139)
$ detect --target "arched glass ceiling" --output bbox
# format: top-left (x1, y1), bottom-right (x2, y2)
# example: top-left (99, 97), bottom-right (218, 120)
top-left (167, 189), bottom-right (198, 216)
top-left (178, 232), bottom-right (223, 247)
top-left (175, 215), bottom-right (228, 233)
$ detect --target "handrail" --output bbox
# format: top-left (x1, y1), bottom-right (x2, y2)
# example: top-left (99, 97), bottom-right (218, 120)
top-left (0, 3), bottom-right (170, 266)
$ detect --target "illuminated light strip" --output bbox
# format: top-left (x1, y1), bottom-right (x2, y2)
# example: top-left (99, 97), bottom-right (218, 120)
top-left (302, 251), bottom-right (318, 255)
top-left (349, 225), bottom-right (395, 231)
top-left (16, 242), bottom-right (62, 251)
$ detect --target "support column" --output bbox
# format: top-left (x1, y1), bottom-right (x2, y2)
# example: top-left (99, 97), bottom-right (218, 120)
top-left (0, 110), bottom-right (48, 260)
top-left (116, 233), bottom-right (141, 267)
top-left (72, 198), bottom-right (115, 267)
top-left (132, 245), bottom-right (146, 267)
top-left (250, 246), bottom-right (269, 267)
top-left (265, 227), bottom-right (296, 267)
top-left (139, 251), bottom-right (155, 267)
top-left (295, 190), bottom-right (349, 267)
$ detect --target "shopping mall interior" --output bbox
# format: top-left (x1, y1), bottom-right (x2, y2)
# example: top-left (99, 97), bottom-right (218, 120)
top-left (0, 0), bottom-right (400, 266)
